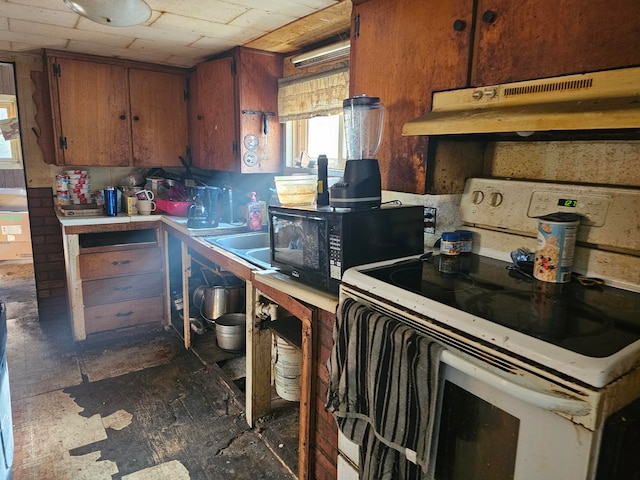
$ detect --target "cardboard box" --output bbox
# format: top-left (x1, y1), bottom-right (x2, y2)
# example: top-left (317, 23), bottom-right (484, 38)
top-left (0, 188), bottom-right (28, 211)
top-left (0, 211), bottom-right (31, 243)
top-left (0, 241), bottom-right (32, 261)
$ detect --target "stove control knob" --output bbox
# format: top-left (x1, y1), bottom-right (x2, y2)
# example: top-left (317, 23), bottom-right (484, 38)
top-left (489, 192), bottom-right (504, 207)
top-left (471, 190), bottom-right (484, 204)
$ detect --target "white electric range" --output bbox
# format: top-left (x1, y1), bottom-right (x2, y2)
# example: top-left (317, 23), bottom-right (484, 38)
top-left (335, 178), bottom-right (640, 480)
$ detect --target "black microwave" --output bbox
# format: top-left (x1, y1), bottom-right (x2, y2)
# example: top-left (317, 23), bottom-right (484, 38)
top-left (268, 204), bottom-right (424, 292)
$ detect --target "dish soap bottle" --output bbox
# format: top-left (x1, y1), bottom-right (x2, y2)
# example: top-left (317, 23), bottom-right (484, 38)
top-left (247, 191), bottom-right (262, 231)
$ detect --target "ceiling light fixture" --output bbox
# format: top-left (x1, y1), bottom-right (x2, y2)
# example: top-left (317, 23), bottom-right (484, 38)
top-left (63, 0), bottom-right (152, 27)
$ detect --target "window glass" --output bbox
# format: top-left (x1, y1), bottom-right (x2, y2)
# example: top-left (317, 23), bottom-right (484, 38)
top-left (286, 113), bottom-right (346, 170)
top-left (0, 95), bottom-right (22, 167)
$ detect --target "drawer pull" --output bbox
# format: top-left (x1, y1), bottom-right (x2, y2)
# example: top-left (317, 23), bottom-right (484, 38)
top-left (114, 286), bottom-right (133, 291)
top-left (112, 260), bottom-right (132, 266)
top-left (115, 311), bottom-right (134, 317)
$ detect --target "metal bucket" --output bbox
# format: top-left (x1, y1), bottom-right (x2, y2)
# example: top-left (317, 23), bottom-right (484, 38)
top-left (215, 313), bottom-right (246, 351)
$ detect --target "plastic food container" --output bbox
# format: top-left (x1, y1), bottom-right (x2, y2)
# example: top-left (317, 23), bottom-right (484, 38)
top-left (156, 198), bottom-right (192, 217)
top-left (440, 231), bottom-right (461, 256)
top-left (274, 175), bottom-right (317, 206)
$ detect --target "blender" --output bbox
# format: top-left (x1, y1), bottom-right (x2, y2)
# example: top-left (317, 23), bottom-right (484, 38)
top-left (329, 95), bottom-right (384, 209)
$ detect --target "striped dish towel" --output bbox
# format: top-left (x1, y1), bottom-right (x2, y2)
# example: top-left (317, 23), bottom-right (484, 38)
top-left (326, 298), bottom-right (444, 479)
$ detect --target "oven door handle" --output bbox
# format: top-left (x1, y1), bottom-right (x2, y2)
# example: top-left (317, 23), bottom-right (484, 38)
top-left (441, 351), bottom-right (591, 417)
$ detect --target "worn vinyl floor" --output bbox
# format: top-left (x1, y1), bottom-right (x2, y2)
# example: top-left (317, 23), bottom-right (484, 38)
top-left (0, 261), bottom-right (297, 480)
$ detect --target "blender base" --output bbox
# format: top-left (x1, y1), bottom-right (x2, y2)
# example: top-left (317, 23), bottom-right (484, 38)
top-left (329, 158), bottom-right (382, 209)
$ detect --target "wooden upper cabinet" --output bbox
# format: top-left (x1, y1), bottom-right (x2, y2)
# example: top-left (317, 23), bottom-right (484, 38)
top-left (129, 69), bottom-right (187, 167)
top-left (350, 0), bottom-right (472, 194)
top-left (189, 57), bottom-right (236, 171)
top-left (471, 0), bottom-right (640, 86)
top-left (50, 57), bottom-right (131, 166)
top-left (46, 51), bottom-right (187, 167)
top-left (189, 48), bottom-right (283, 173)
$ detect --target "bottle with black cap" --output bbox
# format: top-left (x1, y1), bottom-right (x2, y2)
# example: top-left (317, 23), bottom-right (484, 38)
top-left (317, 154), bottom-right (329, 207)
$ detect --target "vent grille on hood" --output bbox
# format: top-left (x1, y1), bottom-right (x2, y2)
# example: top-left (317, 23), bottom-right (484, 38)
top-left (403, 67), bottom-right (640, 136)
top-left (503, 78), bottom-right (593, 97)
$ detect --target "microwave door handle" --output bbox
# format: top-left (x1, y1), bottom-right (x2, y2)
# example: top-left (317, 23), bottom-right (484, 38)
top-left (441, 350), bottom-right (591, 417)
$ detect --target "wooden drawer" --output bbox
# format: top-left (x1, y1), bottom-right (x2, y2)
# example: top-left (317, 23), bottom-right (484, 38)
top-left (82, 273), bottom-right (164, 307)
top-left (79, 247), bottom-right (162, 280)
top-left (84, 296), bottom-right (164, 334)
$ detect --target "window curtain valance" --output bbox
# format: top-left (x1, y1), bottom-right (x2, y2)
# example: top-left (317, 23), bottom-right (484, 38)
top-left (277, 64), bottom-right (349, 122)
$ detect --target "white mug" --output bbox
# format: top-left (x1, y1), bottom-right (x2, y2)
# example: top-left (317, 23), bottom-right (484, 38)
top-left (136, 199), bottom-right (156, 215)
top-left (136, 189), bottom-right (155, 201)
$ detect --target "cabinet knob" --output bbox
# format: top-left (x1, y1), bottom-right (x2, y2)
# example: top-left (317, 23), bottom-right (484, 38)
top-left (482, 10), bottom-right (497, 24)
top-left (133, 116), bottom-right (140, 122)
top-left (452, 19), bottom-right (466, 31)
top-left (119, 114), bottom-right (126, 120)
top-left (197, 114), bottom-right (203, 120)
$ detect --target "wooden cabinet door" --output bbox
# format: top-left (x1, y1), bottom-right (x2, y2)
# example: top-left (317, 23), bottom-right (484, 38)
top-left (237, 49), bottom-right (283, 174)
top-left (350, 0), bottom-right (472, 194)
top-left (129, 69), bottom-right (188, 167)
top-left (471, 0), bottom-right (640, 86)
top-left (190, 57), bottom-right (237, 171)
top-left (51, 57), bottom-right (131, 166)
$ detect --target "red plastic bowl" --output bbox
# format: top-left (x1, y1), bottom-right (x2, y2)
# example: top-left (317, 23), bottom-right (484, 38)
top-left (156, 198), bottom-right (192, 217)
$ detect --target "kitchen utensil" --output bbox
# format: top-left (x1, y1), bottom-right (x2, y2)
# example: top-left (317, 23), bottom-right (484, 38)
top-left (215, 313), bottom-right (246, 351)
top-left (572, 273), bottom-right (605, 287)
top-left (136, 199), bottom-right (156, 215)
top-left (155, 198), bottom-right (192, 217)
top-left (192, 283), bottom-right (245, 322)
top-left (274, 175), bottom-right (317, 206)
top-left (136, 189), bottom-right (154, 201)
top-left (329, 95), bottom-right (383, 209)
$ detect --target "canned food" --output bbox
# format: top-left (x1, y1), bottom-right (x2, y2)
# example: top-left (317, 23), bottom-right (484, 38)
top-left (533, 212), bottom-right (581, 283)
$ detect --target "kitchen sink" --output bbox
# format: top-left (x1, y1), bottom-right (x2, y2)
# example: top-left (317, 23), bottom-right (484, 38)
top-left (210, 232), bottom-right (270, 250)
top-left (205, 232), bottom-right (272, 270)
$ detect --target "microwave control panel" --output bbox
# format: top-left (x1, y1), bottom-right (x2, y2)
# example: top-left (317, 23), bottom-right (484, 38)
top-left (329, 231), bottom-right (342, 280)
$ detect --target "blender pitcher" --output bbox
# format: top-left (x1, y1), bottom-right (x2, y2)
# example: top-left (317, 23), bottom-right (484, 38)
top-left (330, 95), bottom-right (384, 209)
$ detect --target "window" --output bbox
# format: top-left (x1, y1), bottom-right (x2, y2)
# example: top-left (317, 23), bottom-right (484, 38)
top-left (278, 64), bottom-right (349, 172)
top-left (0, 94), bottom-right (22, 169)
top-left (285, 114), bottom-right (346, 170)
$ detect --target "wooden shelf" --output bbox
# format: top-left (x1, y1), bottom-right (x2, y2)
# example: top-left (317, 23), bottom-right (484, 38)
top-left (269, 316), bottom-right (302, 350)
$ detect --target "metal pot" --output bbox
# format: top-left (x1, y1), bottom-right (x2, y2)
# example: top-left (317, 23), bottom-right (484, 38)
top-left (193, 284), bottom-right (245, 321)
top-left (215, 313), bottom-right (246, 351)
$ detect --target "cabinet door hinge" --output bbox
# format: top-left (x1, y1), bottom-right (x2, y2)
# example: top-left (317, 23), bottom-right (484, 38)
top-left (53, 63), bottom-right (62, 77)
top-left (184, 77), bottom-right (190, 101)
top-left (232, 140), bottom-right (237, 154)
top-left (59, 136), bottom-right (67, 149)
top-left (354, 13), bottom-right (360, 38)
top-left (230, 58), bottom-right (236, 76)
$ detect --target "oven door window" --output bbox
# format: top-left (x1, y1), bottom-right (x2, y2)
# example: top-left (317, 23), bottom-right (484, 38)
top-left (271, 213), bottom-right (325, 270)
top-left (432, 360), bottom-right (593, 480)
top-left (435, 381), bottom-right (519, 480)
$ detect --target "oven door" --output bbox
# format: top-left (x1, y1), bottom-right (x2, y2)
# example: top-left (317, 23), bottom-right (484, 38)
top-left (433, 351), bottom-right (594, 480)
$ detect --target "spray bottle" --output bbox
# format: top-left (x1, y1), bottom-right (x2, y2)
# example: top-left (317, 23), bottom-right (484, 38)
top-left (247, 191), bottom-right (262, 231)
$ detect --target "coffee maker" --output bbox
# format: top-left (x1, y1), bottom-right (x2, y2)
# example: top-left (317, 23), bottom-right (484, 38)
top-left (187, 185), bottom-right (208, 228)
top-left (329, 95), bottom-right (384, 209)
top-left (187, 185), bottom-right (222, 228)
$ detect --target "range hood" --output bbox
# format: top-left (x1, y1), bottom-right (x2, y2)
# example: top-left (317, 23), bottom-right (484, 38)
top-left (403, 67), bottom-right (640, 136)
